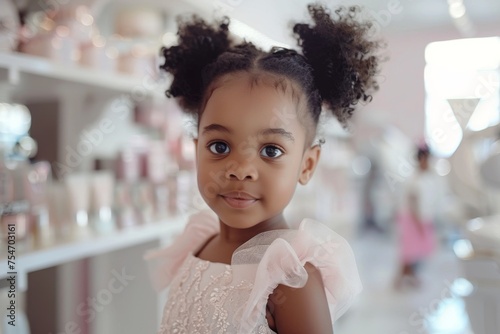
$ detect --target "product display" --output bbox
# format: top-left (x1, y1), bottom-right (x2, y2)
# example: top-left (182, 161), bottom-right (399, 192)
top-left (114, 6), bottom-right (163, 38)
top-left (0, 0), bottom-right (20, 52)
top-left (134, 103), bottom-right (167, 129)
top-left (22, 30), bottom-right (80, 65)
top-left (20, 4), bottom-right (98, 65)
top-left (116, 45), bottom-right (156, 78)
top-left (79, 35), bottom-right (117, 71)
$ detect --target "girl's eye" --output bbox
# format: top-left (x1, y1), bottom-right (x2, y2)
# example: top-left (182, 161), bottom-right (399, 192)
top-left (208, 142), bottom-right (230, 155)
top-left (260, 145), bottom-right (284, 158)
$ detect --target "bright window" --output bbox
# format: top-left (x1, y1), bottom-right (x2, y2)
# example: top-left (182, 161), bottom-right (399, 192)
top-left (424, 37), bottom-right (500, 157)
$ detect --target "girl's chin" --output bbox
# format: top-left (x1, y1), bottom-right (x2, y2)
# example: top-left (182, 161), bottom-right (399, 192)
top-left (215, 212), bottom-right (261, 229)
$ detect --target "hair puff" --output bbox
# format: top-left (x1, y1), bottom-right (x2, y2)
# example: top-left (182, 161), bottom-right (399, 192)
top-left (293, 4), bottom-right (383, 124)
top-left (160, 15), bottom-right (232, 115)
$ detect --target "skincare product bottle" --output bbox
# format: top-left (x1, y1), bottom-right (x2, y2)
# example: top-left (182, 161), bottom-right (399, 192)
top-left (90, 171), bottom-right (116, 234)
top-left (0, 160), bottom-right (30, 243)
top-left (114, 181), bottom-right (136, 229)
top-left (64, 173), bottom-right (91, 239)
top-left (26, 161), bottom-right (54, 247)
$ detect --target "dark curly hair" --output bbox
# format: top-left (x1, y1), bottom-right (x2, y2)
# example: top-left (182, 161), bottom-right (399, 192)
top-left (160, 3), bottom-right (383, 137)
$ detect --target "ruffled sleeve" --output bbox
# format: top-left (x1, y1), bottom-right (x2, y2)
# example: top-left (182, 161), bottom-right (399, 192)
top-left (144, 210), bottom-right (219, 291)
top-left (232, 218), bottom-right (362, 333)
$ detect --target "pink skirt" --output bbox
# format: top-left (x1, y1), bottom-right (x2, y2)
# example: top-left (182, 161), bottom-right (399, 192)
top-left (397, 211), bottom-right (436, 265)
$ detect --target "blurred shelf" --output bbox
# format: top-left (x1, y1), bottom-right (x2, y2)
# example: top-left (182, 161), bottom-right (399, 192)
top-left (0, 51), bottom-right (165, 101)
top-left (0, 215), bottom-right (187, 290)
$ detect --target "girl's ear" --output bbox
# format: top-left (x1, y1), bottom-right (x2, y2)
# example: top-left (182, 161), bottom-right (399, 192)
top-left (298, 145), bottom-right (321, 185)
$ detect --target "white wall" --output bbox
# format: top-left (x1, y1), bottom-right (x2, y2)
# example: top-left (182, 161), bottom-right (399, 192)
top-left (359, 22), bottom-right (500, 142)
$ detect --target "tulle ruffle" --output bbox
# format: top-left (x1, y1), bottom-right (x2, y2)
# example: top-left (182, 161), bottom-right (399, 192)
top-left (233, 218), bottom-right (362, 333)
top-left (144, 210), bottom-right (219, 291)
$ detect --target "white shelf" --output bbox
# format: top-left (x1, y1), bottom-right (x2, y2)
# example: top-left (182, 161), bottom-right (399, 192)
top-left (0, 216), bottom-right (187, 290)
top-left (0, 51), bottom-right (165, 101)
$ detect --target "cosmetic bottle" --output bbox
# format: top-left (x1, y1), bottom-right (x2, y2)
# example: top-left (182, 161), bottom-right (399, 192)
top-left (64, 173), bottom-right (91, 239)
top-left (26, 161), bottom-right (54, 247)
top-left (114, 181), bottom-right (136, 229)
top-left (114, 145), bottom-right (140, 229)
top-left (133, 141), bottom-right (154, 224)
top-left (90, 171), bottom-right (116, 234)
top-left (0, 160), bottom-right (31, 244)
top-left (47, 179), bottom-right (69, 240)
top-left (145, 140), bottom-right (167, 221)
top-left (134, 181), bottom-right (154, 224)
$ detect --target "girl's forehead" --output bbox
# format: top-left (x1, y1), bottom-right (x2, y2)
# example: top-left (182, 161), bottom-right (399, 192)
top-left (203, 76), bottom-right (295, 119)
top-left (199, 74), bottom-right (308, 140)
top-left (202, 72), bottom-right (308, 121)
top-left (209, 70), bottom-right (305, 104)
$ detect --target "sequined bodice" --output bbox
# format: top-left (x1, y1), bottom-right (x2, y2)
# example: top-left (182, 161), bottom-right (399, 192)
top-left (159, 254), bottom-right (274, 334)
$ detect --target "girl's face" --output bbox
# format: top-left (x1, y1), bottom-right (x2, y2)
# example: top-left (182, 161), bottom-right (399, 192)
top-left (195, 74), bottom-right (320, 229)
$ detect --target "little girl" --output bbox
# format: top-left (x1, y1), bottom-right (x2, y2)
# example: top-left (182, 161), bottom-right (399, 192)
top-left (146, 4), bottom-right (382, 333)
top-left (395, 144), bottom-right (439, 289)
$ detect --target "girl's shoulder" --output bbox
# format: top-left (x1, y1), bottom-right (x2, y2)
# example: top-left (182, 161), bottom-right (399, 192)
top-left (233, 218), bottom-right (362, 329)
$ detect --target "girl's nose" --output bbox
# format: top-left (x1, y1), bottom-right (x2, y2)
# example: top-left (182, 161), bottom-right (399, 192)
top-left (224, 159), bottom-right (258, 181)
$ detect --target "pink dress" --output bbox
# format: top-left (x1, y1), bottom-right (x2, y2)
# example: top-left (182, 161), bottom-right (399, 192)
top-left (397, 211), bottom-right (436, 264)
top-left (145, 211), bottom-right (362, 334)
top-left (397, 171), bottom-right (438, 265)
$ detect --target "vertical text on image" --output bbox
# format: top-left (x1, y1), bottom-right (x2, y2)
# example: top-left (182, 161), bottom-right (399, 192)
top-left (6, 223), bottom-right (17, 326)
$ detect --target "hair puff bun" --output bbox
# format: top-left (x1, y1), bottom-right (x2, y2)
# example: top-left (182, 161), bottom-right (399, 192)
top-left (160, 15), bottom-right (232, 115)
top-left (293, 4), bottom-right (383, 124)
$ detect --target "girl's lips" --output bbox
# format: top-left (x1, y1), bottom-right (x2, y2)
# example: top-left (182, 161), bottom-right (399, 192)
top-left (220, 192), bottom-right (258, 209)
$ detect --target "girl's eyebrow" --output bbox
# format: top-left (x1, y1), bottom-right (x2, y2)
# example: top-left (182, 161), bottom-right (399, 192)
top-left (202, 124), bottom-right (295, 142)
top-left (202, 123), bottom-right (232, 134)
top-left (260, 128), bottom-right (295, 142)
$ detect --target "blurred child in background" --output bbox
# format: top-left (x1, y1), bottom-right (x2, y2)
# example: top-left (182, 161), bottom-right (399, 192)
top-left (394, 143), bottom-right (439, 289)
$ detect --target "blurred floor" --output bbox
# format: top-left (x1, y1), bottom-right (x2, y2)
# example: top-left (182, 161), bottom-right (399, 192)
top-left (336, 229), bottom-right (473, 334)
